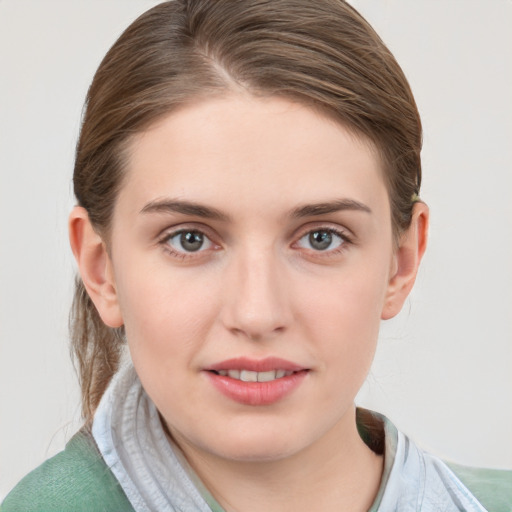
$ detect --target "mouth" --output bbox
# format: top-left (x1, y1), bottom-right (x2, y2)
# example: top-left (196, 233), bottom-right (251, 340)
top-left (204, 357), bottom-right (309, 405)
top-left (209, 369), bottom-right (298, 382)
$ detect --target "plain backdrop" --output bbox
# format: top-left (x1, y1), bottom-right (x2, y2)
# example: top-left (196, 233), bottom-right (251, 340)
top-left (1, 0), bottom-right (511, 500)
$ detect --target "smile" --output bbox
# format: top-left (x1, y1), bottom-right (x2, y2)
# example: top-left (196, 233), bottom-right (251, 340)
top-left (212, 369), bottom-right (295, 382)
top-left (204, 357), bottom-right (309, 405)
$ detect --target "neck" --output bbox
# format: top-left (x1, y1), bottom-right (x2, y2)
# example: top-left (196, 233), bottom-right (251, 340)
top-left (171, 405), bottom-right (383, 512)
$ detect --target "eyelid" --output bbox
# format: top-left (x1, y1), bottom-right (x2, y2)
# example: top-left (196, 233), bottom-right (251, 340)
top-left (156, 222), bottom-right (219, 242)
top-left (166, 230), bottom-right (213, 252)
top-left (292, 222), bottom-right (354, 244)
top-left (290, 222), bottom-right (354, 259)
top-left (157, 223), bottom-right (222, 258)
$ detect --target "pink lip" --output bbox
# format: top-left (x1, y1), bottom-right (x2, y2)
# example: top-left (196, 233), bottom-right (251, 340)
top-left (204, 357), bottom-right (309, 406)
top-left (205, 357), bottom-right (305, 373)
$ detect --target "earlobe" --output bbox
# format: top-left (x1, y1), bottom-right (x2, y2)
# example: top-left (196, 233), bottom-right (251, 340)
top-left (381, 202), bottom-right (429, 320)
top-left (68, 206), bottom-right (124, 328)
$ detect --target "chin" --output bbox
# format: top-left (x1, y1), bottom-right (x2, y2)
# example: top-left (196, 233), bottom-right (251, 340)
top-left (208, 439), bottom-right (301, 463)
top-left (180, 418), bottom-right (320, 464)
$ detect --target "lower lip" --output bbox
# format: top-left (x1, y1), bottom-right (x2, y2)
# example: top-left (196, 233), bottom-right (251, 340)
top-left (205, 371), bottom-right (308, 406)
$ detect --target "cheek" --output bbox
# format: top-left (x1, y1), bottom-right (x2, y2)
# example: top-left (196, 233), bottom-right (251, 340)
top-left (295, 263), bottom-right (389, 375)
top-left (115, 262), bottom-right (221, 370)
top-left (299, 261), bottom-right (388, 331)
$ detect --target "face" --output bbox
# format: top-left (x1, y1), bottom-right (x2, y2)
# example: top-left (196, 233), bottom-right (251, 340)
top-left (106, 95), bottom-right (398, 463)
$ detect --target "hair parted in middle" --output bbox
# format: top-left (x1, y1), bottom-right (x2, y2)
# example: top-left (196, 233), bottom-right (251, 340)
top-left (71, 0), bottom-right (423, 422)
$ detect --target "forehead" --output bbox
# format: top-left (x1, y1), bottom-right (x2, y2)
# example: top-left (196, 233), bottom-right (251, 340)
top-left (118, 94), bottom-right (388, 220)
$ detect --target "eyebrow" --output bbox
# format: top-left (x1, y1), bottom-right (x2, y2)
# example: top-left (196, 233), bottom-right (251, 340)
top-left (140, 199), bottom-right (230, 221)
top-left (291, 199), bottom-right (372, 218)
top-left (140, 197), bottom-right (371, 221)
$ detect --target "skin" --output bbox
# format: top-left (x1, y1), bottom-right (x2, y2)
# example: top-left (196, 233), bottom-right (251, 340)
top-left (70, 95), bottom-right (428, 511)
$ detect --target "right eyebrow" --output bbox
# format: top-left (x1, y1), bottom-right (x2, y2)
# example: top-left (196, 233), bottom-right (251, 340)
top-left (140, 198), bottom-right (230, 222)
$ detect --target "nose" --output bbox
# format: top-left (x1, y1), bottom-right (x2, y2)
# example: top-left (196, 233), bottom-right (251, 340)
top-left (221, 248), bottom-right (292, 341)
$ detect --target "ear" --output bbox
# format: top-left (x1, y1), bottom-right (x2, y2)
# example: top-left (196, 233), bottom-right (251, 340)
top-left (381, 202), bottom-right (429, 320)
top-left (68, 206), bottom-right (123, 328)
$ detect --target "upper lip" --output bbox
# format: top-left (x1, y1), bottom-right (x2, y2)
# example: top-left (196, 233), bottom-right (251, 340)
top-left (205, 357), bottom-right (307, 373)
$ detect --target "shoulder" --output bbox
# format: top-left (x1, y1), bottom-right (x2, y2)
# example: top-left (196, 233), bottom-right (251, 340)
top-left (446, 461), bottom-right (512, 512)
top-left (371, 409), bottom-right (511, 512)
top-left (1, 429), bottom-right (134, 512)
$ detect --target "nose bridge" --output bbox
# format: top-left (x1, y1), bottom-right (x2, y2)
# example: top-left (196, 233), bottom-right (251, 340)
top-left (222, 243), bottom-right (290, 340)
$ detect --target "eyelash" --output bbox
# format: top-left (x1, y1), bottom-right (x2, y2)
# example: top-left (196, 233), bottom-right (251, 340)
top-left (158, 228), bottom-right (217, 260)
top-left (157, 225), bottom-right (353, 260)
top-left (293, 226), bottom-right (352, 258)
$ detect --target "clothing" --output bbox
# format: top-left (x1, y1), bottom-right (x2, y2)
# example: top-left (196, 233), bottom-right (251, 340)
top-left (3, 364), bottom-right (511, 511)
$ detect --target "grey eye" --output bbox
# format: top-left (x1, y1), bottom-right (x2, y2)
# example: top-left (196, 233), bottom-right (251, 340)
top-left (309, 231), bottom-right (332, 250)
top-left (167, 230), bottom-right (212, 252)
top-left (297, 229), bottom-right (344, 251)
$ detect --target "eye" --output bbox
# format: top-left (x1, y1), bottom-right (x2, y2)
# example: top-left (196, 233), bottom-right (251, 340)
top-left (296, 229), bottom-right (345, 252)
top-left (165, 230), bottom-right (214, 253)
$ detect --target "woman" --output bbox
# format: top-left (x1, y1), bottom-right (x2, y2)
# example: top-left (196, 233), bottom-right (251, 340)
top-left (2, 1), bottom-right (510, 511)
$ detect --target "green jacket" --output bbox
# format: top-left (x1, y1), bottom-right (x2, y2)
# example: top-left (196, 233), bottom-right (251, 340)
top-left (1, 431), bottom-right (133, 512)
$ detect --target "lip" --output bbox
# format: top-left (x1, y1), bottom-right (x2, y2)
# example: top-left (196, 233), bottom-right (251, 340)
top-left (204, 357), bottom-right (309, 406)
top-left (205, 357), bottom-right (306, 373)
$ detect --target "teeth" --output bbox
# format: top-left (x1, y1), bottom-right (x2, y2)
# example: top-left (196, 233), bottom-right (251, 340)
top-left (257, 370), bottom-right (277, 382)
top-left (240, 370), bottom-right (258, 382)
top-left (227, 369), bottom-right (240, 379)
top-left (215, 369), bottom-right (296, 382)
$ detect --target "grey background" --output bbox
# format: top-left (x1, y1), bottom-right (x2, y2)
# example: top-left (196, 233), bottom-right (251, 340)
top-left (1, 0), bottom-right (511, 499)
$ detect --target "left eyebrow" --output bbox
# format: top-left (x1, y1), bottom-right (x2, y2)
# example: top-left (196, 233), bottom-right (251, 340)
top-left (291, 199), bottom-right (372, 218)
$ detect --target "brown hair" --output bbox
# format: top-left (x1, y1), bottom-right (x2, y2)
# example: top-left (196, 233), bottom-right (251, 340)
top-left (71, 0), bottom-right (422, 422)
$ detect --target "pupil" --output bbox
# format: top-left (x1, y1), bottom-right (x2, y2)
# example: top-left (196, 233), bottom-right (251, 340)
top-left (181, 231), bottom-right (203, 251)
top-left (309, 231), bottom-right (332, 250)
